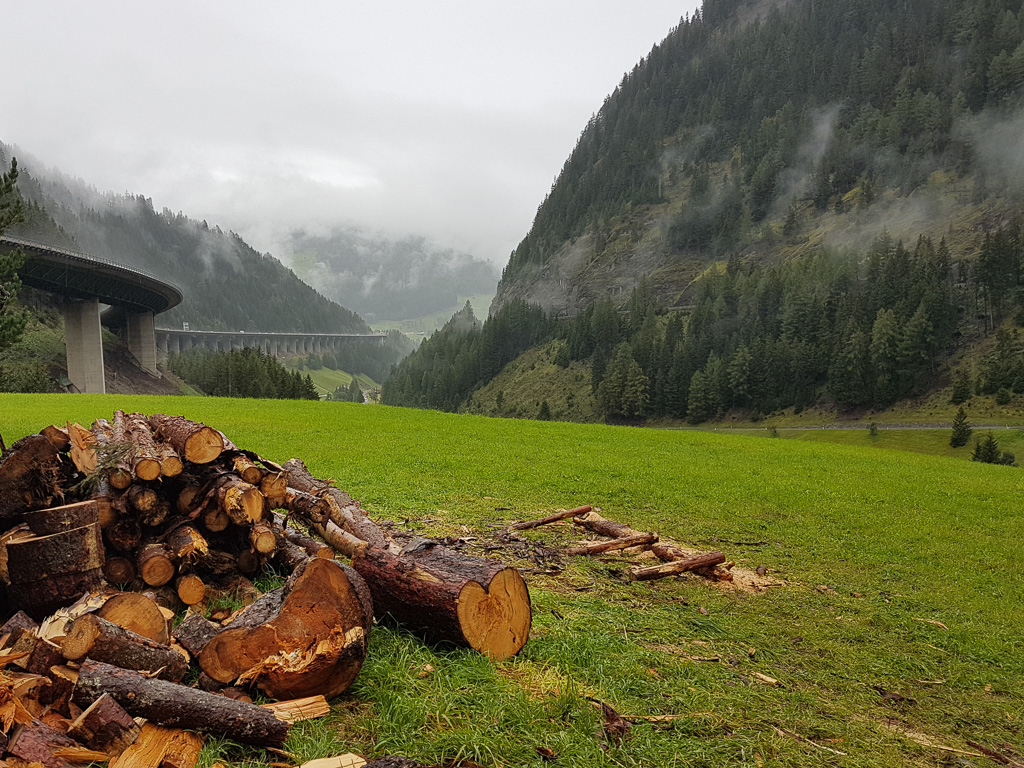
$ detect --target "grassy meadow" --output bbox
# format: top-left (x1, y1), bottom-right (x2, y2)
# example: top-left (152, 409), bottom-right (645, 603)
top-left (2, 394), bottom-right (1022, 767)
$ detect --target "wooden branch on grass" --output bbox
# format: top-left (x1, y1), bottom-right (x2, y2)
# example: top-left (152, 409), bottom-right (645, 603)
top-left (565, 532), bottom-right (658, 556)
top-left (629, 551), bottom-right (726, 581)
top-left (509, 505), bottom-right (592, 530)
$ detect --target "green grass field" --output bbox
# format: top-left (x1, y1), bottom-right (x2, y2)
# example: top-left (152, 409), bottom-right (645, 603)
top-left (289, 367), bottom-right (378, 398)
top-left (2, 394), bottom-right (1022, 767)
top-left (370, 294), bottom-right (494, 338)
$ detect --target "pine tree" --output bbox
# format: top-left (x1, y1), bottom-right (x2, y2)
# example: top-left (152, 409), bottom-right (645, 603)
top-left (347, 377), bottom-right (362, 403)
top-left (971, 432), bottom-right (1001, 463)
top-left (0, 158), bottom-right (28, 352)
top-left (950, 406), bottom-right (972, 447)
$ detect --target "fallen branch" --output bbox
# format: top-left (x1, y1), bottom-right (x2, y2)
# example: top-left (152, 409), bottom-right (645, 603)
top-left (629, 551), bottom-right (726, 581)
top-left (509, 506), bottom-right (592, 531)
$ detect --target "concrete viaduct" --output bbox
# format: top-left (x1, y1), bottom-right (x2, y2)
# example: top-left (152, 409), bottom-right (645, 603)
top-left (2, 235), bottom-right (385, 394)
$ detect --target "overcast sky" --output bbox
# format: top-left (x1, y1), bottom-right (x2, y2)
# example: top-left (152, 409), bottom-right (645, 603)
top-left (2, 1), bottom-right (700, 265)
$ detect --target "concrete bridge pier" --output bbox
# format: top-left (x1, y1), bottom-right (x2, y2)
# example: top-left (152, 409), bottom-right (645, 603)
top-left (64, 299), bottom-right (106, 394)
top-left (127, 311), bottom-right (159, 375)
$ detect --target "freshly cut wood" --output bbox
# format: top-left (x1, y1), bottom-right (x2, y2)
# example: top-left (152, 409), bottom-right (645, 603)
top-left (164, 525), bottom-right (209, 563)
top-left (0, 523), bottom-right (33, 583)
top-left (96, 592), bottom-right (171, 645)
top-left (159, 726), bottom-right (204, 768)
top-left (137, 543), bottom-right (176, 587)
top-left (90, 482), bottom-right (119, 529)
top-left (351, 544), bottom-right (531, 661)
top-left (103, 556), bottom-right (137, 585)
top-left (510, 505), bottom-right (592, 530)
top-left (148, 415), bottom-right (225, 465)
top-left (25, 501), bottom-right (100, 536)
top-left (0, 610), bottom-right (39, 644)
top-left (201, 504), bottom-right (230, 533)
top-left (249, 523), bottom-right (277, 555)
top-left (93, 418), bottom-right (133, 490)
top-left (74, 660), bottom-right (292, 747)
top-left (41, 424), bottom-right (71, 451)
top-left (282, 459), bottom-right (391, 550)
top-left (40, 665), bottom-right (78, 717)
top-left (172, 612), bottom-right (221, 657)
top-left (7, 523), bottom-right (105, 581)
top-left (232, 455), bottom-right (263, 485)
top-left (564, 532), bottom-right (658, 556)
top-left (174, 483), bottom-right (203, 515)
top-left (628, 551), bottom-right (727, 581)
top-left (123, 412), bottom-right (162, 482)
top-left (0, 433), bottom-right (70, 520)
top-left (200, 558), bottom-right (372, 699)
top-left (68, 693), bottom-right (141, 754)
top-left (109, 721), bottom-right (203, 768)
top-left (651, 543), bottom-right (733, 581)
top-left (175, 573), bottom-right (206, 606)
top-left (61, 614), bottom-right (188, 682)
top-left (261, 695), bottom-right (330, 723)
top-left (67, 422), bottom-right (98, 475)
top-left (7, 718), bottom-right (79, 768)
top-left (155, 444), bottom-right (184, 479)
top-left (259, 472), bottom-right (288, 506)
top-left (214, 475), bottom-right (265, 525)
top-left (278, 521), bottom-right (334, 559)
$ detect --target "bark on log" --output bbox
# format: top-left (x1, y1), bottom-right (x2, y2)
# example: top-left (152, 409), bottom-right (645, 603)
top-left (564, 532), bottom-right (658, 556)
top-left (232, 455), bottom-right (263, 485)
top-left (572, 510), bottom-right (647, 539)
top-left (278, 521), bottom-right (334, 559)
top-left (164, 525), bottom-right (209, 563)
top-left (509, 505), bottom-right (592, 530)
top-left (92, 419), bottom-right (133, 490)
top-left (68, 693), bottom-right (141, 754)
top-left (156, 443), bottom-right (184, 479)
top-left (214, 475), bottom-right (265, 526)
top-left (74, 660), bottom-right (292, 748)
top-left (7, 523), bottom-right (105, 581)
top-left (0, 610), bottom-right (39, 645)
top-left (282, 459), bottom-right (391, 549)
top-left (8, 719), bottom-right (78, 768)
top-left (138, 543), bottom-right (176, 587)
top-left (199, 558), bottom-right (372, 699)
top-left (0, 434), bottom-right (70, 520)
top-left (25, 501), bottom-right (101, 536)
top-left (148, 415), bottom-right (225, 465)
top-left (105, 517), bottom-right (142, 554)
top-left (351, 543), bottom-right (531, 661)
top-left (123, 412), bottom-right (162, 482)
top-left (628, 551), bottom-right (727, 581)
top-left (96, 592), bottom-right (171, 645)
top-left (174, 483), bottom-right (203, 516)
top-left (25, 638), bottom-right (65, 676)
top-left (103, 557), bottom-right (137, 585)
top-left (12, 569), bottom-right (105, 619)
top-left (272, 537), bottom-right (311, 572)
top-left (127, 484), bottom-right (159, 515)
top-left (61, 614), bottom-right (188, 682)
top-left (172, 612), bottom-right (221, 657)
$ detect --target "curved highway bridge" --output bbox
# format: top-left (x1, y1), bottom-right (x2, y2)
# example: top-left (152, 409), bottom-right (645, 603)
top-left (2, 236), bottom-right (385, 394)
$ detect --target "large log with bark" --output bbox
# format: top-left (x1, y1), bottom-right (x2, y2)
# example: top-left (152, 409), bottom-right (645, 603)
top-left (199, 558), bottom-right (372, 699)
top-left (73, 660), bottom-right (291, 748)
top-left (148, 415), bottom-right (225, 465)
top-left (0, 434), bottom-right (71, 521)
top-left (61, 614), bottom-right (189, 682)
top-left (122, 411), bottom-right (162, 482)
top-left (67, 693), bottom-right (141, 754)
top-left (351, 542), bottom-right (531, 661)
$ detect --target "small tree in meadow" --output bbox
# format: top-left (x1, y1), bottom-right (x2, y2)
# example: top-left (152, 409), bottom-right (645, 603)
top-left (950, 406), bottom-right (972, 447)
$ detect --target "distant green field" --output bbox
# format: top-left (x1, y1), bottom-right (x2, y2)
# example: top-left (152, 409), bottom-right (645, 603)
top-left (289, 366), bottom-right (377, 397)
top-left (2, 394), bottom-right (1021, 767)
top-left (370, 293), bottom-right (494, 338)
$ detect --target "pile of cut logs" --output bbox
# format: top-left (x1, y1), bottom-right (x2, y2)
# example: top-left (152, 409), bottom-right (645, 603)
top-left (0, 412), bottom-right (534, 766)
top-left (509, 505), bottom-right (734, 582)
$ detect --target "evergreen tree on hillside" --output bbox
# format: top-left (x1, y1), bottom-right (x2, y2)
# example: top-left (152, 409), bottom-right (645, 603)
top-left (950, 406), bottom-right (972, 447)
top-left (0, 159), bottom-right (28, 352)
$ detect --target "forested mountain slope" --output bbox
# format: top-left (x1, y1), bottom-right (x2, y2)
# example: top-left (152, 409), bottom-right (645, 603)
top-left (385, 0), bottom-right (1024, 423)
top-left (1, 145), bottom-right (368, 334)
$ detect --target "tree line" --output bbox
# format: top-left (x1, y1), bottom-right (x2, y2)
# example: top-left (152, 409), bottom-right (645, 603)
top-left (167, 348), bottom-right (319, 400)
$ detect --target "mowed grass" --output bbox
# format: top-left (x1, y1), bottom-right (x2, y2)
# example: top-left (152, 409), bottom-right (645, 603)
top-left (2, 394), bottom-right (1022, 767)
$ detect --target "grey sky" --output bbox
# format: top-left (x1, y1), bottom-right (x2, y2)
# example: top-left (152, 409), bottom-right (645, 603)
top-left (3, 1), bottom-right (699, 264)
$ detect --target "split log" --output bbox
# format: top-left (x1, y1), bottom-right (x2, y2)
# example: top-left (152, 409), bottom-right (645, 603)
top-left (8, 718), bottom-right (79, 768)
top-left (68, 693), bottom-right (141, 754)
top-left (200, 558), bottom-right (372, 699)
top-left (0, 523), bottom-right (33, 584)
top-left (67, 422), bottom-right (97, 475)
top-left (509, 505), bottom-right (592, 530)
top-left (282, 459), bottom-right (391, 549)
top-left (40, 424), bottom-right (71, 451)
top-left (628, 551), bottom-right (727, 581)
top-left (61, 614), bottom-right (188, 681)
top-left (123, 412), bottom-right (162, 482)
top-left (564, 532), bottom-right (658, 556)
top-left (159, 726), bottom-right (204, 768)
top-left (74, 659), bottom-right (292, 747)
top-left (40, 665), bottom-right (78, 717)
top-left (172, 612), bottom-right (221, 657)
top-left (137, 543), bottom-right (176, 587)
top-left (148, 415), bottom-right (225, 465)
top-left (96, 592), bottom-right (171, 645)
top-left (25, 501), bottom-right (100, 536)
top-left (261, 695), bottom-right (330, 723)
top-left (0, 434), bottom-right (70, 520)
top-left (164, 525), bottom-right (209, 563)
top-left (351, 543), bottom-right (531, 661)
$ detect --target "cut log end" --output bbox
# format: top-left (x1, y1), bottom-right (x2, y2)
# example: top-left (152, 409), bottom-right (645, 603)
top-left (185, 427), bottom-right (225, 464)
top-left (456, 567), bottom-right (531, 661)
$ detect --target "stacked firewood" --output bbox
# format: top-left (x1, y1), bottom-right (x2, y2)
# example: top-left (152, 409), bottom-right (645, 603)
top-left (0, 411), bottom-right (535, 766)
top-left (509, 506), bottom-right (735, 582)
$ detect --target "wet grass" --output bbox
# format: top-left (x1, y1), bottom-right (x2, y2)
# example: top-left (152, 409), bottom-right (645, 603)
top-left (2, 394), bottom-right (1022, 767)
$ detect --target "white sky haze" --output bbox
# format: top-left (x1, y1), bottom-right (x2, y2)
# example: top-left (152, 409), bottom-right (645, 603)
top-left (2, 1), bottom-right (701, 263)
